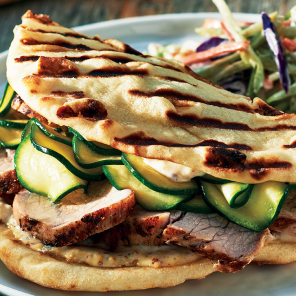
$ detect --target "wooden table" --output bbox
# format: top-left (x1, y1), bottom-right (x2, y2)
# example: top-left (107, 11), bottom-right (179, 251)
top-left (0, 0), bottom-right (295, 53)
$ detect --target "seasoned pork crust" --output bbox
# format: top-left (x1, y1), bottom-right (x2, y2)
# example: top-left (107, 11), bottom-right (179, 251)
top-left (0, 149), bottom-right (22, 195)
top-left (12, 180), bottom-right (136, 246)
top-left (162, 212), bottom-right (271, 272)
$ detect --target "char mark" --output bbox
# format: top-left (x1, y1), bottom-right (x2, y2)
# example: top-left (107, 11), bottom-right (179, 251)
top-left (245, 159), bottom-right (292, 180)
top-left (166, 111), bottom-right (296, 132)
top-left (51, 90), bottom-right (84, 98)
top-left (254, 100), bottom-right (284, 116)
top-left (114, 132), bottom-right (251, 150)
top-left (21, 38), bottom-right (93, 51)
top-left (57, 99), bottom-right (107, 121)
top-left (166, 111), bottom-right (251, 131)
top-left (204, 147), bottom-right (292, 180)
top-left (204, 147), bottom-right (246, 172)
top-left (15, 55), bottom-right (40, 62)
top-left (284, 141), bottom-right (296, 148)
top-left (157, 76), bottom-right (189, 84)
top-left (85, 68), bottom-right (149, 78)
top-left (129, 89), bottom-right (254, 113)
top-left (22, 27), bottom-right (94, 40)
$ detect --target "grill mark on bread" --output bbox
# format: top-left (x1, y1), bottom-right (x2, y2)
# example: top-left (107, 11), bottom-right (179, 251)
top-left (114, 132), bottom-right (251, 150)
top-left (51, 91), bottom-right (84, 98)
top-left (167, 111), bottom-right (251, 131)
top-left (204, 148), bottom-right (246, 172)
top-left (129, 89), bottom-right (255, 113)
top-left (157, 76), bottom-right (189, 84)
top-left (204, 147), bottom-right (292, 180)
top-left (21, 38), bottom-right (94, 51)
top-left (166, 111), bottom-right (296, 131)
top-left (245, 159), bottom-right (292, 180)
top-left (254, 99), bottom-right (284, 116)
top-left (57, 99), bottom-right (107, 121)
top-left (15, 55), bottom-right (40, 62)
top-left (283, 141), bottom-right (296, 148)
top-left (88, 68), bottom-right (148, 78)
top-left (21, 26), bottom-right (94, 40)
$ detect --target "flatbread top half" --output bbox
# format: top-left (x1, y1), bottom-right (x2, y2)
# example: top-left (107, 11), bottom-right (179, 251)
top-left (7, 11), bottom-right (296, 183)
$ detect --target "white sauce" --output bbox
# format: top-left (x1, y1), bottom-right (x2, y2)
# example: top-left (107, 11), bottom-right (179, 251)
top-left (267, 231), bottom-right (296, 244)
top-left (143, 158), bottom-right (204, 182)
top-left (7, 217), bottom-right (201, 268)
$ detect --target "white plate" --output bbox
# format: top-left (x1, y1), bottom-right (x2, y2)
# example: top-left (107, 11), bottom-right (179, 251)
top-left (1, 12), bottom-right (296, 296)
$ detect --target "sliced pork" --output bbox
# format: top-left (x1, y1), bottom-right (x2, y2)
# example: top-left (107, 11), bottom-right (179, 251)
top-left (0, 149), bottom-right (22, 195)
top-left (162, 212), bottom-right (271, 273)
top-left (270, 190), bottom-right (296, 235)
top-left (91, 205), bottom-right (171, 249)
top-left (12, 180), bottom-right (136, 247)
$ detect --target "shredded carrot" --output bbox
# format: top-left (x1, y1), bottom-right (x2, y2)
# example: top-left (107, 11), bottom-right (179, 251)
top-left (283, 20), bottom-right (291, 27)
top-left (282, 38), bottom-right (296, 52)
top-left (220, 21), bottom-right (234, 41)
top-left (175, 40), bottom-right (250, 65)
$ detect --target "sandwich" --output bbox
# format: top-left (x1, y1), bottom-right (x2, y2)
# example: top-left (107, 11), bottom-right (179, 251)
top-left (1, 10), bottom-right (296, 292)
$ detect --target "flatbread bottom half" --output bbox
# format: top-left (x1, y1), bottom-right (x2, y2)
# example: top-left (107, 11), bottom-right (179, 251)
top-left (0, 223), bottom-right (294, 292)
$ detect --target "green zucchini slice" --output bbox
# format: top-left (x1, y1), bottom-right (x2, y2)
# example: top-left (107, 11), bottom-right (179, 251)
top-left (199, 174), bottom-right (233, 184)
top-left (176, 194), bottom-right (214, 213)
top-left (69, 127), bottom-right (121, 155)
top-left (216, 182), bottom-right (252, 208)
top-left (0, 119), bottom-right (28, 149)
top-left (30, 123), bottom-right (105, 181)
top-left (200, 180), bottom-right (289, 231)
top-left (0, 83), bottom-right (15, 116)
top-left (15, 135), bottom-right (88, 203)
top-left (72, 135), bottom-right (122, 168)
top-left (22, 118), bottom-right (71, 145)
top-left (122, 153), bottom-right (199, 195)
top-left (103, 164), bottom-right (192, 211)
top-left (69, 127), bottom-right (121, 156)
top-left (0, 126), bottom-right (23, 148)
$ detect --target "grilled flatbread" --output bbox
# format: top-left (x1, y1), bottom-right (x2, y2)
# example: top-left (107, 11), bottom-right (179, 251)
top-left (7, 11), bottom-right (296, 184)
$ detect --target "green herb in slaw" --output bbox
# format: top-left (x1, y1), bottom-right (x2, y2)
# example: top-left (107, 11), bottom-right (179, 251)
top-left (145, 0), bottom-right (296, 113)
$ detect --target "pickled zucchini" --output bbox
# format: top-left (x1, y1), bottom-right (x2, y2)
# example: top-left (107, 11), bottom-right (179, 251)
top-left (15, 135), bottom-right (88, 202)
top-left (0, 83), bottom-right (15, 116)
top-left (30, 123), bottom-right (105, 181)
top-left (122, 153), bottom-right (199, 195)
top-left (0, 119), bottom-right (27, 148)
top-left (200, 180), bottom-right (289, 231)
top-left (22, 118), bottom-right (71, 145)
top-left (69, 127), bottom-right (121, 156)
top-left (176, 194), bottom-right (214, 213)
top-left (216, 182), bottom-right (252, 208)
top-left (103, 164), bottom-right (192, 210)
top-left (72, 135), bottom-right (122, 168)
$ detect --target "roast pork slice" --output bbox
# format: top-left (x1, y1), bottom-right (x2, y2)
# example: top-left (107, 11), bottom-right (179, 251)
top-left (162, 212), bottom-right (271, 273)
top-left (12, 180), bottom-right (136, 247)
top-left (90, 205), bottom-right (172, 249)
top-left (270, 190), bottom-right (296, 235)
top-left (0, 149), bottom-right (22, 195)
